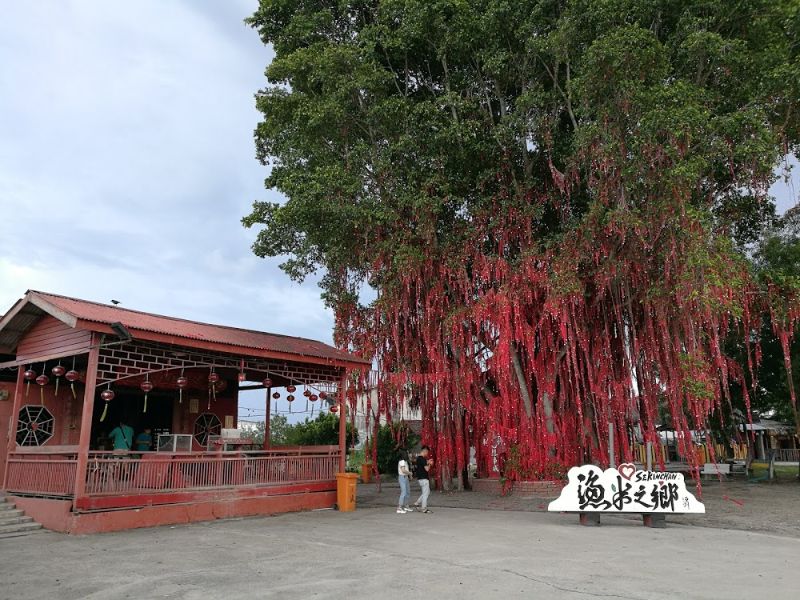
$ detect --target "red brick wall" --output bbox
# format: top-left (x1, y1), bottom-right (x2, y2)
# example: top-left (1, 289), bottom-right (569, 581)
top-left (96, 341), bottom-right (343, 386)
top-left (471, 478), bottom-right (563, 496)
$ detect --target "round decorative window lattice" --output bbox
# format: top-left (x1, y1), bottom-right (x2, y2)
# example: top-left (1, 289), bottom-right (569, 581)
top-left (193, 412), bottom-right (221, 447)
top-left (17, 405), bottom-right (55, 446)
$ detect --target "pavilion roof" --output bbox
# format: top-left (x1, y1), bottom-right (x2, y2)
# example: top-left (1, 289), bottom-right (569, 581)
top-left (0, 290), bottom-right (370, 367)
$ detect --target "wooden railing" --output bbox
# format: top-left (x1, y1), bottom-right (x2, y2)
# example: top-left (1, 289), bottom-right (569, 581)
top-left (771, 448), bottom-right (800, 463)
top-left (4, 448), bottom-right (340, 499)
top-left (84, 451), bottom-right (340, 496)
top-left (5, 452), bottom-right (78, 497)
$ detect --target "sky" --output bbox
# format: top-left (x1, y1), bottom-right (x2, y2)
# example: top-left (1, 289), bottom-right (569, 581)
top-left (0, 1), bottom-right (798, 422)
top-left (0, 0), bottom-right (327, 421)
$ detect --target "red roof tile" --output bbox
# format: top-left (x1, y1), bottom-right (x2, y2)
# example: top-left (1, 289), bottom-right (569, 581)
top-left (28, 291), bottom-right (369, 365)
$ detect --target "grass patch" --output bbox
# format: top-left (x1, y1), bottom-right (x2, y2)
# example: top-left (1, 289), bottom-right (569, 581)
top-left (750, 461), bottom-right (799, 481)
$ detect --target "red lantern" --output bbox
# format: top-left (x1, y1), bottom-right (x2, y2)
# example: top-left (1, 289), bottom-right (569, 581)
top-left (263, 377), bottom-right (273, 388)
top-left (238, 372), bottom-right (246, 382)
top-left (310, 394), bottom-right (318, 402)
top-left (141, 380), bottom-right (154, 412)
top-left (272, 392), bottom-right (280, 399)
top-left (177, 375), bottom-right (188, 404)
top-left (65, 369), bottom-right (79, 399)
top-left (286, 385), bottom-right (296, 393)
top-left (319, 391), bottom-right (328, 400)
top-left (23, 368), bottom-right (36, 397)
top-left (99, 388), bottom-right (115, 422)
top-left (35, 373), bottom-right (49, 404)
top-left (286, 394), bottom-right (295, 402)
top-left (208, 372), bottom-right (220, 384)
top-left (303, 389), bottom-right (312, 397)
top-left (51, 364), bottom-right (65, 396)
top-left (330, 404), bottom-right (339, 413)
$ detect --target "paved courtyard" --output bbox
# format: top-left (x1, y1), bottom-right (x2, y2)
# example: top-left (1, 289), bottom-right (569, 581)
top-left (1, 493), bottom-right (798, 600)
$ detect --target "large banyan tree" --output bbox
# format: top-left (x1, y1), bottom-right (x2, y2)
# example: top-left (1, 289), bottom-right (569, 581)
top-left (245, 1), bottom-right (800, 485)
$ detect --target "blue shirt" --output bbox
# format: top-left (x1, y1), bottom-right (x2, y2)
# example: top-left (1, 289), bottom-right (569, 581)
top-left (109, 424), bottom-right (134, 450)
top-left (134, 432), bottom-right (153, 451)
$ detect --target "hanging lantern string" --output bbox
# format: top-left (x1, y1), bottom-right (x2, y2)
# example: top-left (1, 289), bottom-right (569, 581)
top-left (100, 383), bottom-right (114, 422)
top-left (178, 367), bottom-right (186, 404)
top-left (24, 365), bottom-right (35, 397)
top-left (141, 374), bottom-right (153, 414)
top-left (38, 362), bottom-right (48, 405)
top-left (67, 356), bottom-right (78, 399)
top-left (52, 363), bottom-right (65, 397)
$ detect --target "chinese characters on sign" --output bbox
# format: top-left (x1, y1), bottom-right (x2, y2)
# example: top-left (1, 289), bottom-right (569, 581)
top-left (548, 464), bottom-right (705, 514)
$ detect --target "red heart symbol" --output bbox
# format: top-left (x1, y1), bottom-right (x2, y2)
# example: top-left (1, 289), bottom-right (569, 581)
top-left (618, 463), bottom-right (636, 480)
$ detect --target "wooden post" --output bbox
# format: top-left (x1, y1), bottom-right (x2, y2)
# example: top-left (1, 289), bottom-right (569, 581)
top-left (263, 386), bottom-right (271, 450)
top-left (73, 334), bottom-right (100, 501)
top-left (608, 422), bottom-right (615, 468)
top-left (338, 372), bottom-right (347, 473)
top-left (643, 514), bottom-right (666, 528)
top-left (2, 365), bottom-right (26, 490)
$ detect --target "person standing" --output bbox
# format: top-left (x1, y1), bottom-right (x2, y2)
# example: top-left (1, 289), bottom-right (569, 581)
top-left (413, 445), bottom-right (434, 513)
top-left (134, 427), bottom-right (153, 452)
top-left (397, 451), bottom-right (413, 514)
top-left (108, 420), bottom-right (134, 451)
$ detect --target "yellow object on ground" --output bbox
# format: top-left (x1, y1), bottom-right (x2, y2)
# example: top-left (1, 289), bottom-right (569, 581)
top-left (336, 472), bottom-right (359, 511)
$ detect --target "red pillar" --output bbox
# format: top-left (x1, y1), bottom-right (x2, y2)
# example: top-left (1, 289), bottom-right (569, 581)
top-left (2, 365), bottom-right (26, 490)
top-left (73, 334), bottom-right (100, 502)
top-left (338, 371), bottom-right (347, 472)
top-left (263, 386), bottom-right (271, 450)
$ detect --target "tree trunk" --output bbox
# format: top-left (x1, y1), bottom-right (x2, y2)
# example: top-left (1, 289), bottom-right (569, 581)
top-left (455, 404), bottom-right (465, 491)
top-left (511, 344), bottom-right (533, 418)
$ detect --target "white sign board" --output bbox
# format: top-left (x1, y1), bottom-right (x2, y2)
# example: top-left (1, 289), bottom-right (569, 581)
top-left (548, 463), bottom-right (705, 514)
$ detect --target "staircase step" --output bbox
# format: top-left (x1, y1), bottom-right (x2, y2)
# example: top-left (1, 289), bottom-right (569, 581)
top-left (0, 521), bottom-right (42, 535)
top-left (0, 502), bottom-right (17, 511)
top-left (0, 528), bottom-right (46, 540)
top-left (0, 509), bottom-right (25, 521)
top-left (0, 515), bottom-right (32, 527)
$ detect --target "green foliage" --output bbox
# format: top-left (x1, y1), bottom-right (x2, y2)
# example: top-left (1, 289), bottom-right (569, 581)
top-left (372, 421), bottom-right (421, 475)
top-left (750, 210), bottom-right (800, 423)
top-left (245, 0), bottom-right (798, 300)
top-left (249, 413), bottom-right (359, 448)
top-left (268, 414), bottom-right (291, 446)
top-left (276, 412), bottom-right (359, 448)
top-left (722, 209), bottom-right (800, 428)
top-left (346, 447), bottom-right (365, 473)
top-left (245, 1), bottom-right (800, 469)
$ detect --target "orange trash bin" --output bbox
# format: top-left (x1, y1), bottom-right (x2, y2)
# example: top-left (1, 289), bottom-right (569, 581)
top-left (360, 462), bottom-right (372, 483)
top-left (336, 472), bottom-right (359, 511)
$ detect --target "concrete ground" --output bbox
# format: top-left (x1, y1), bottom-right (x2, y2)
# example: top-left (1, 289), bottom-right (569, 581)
top-left (1, 500), bottom-right (798, 600)
top-left (360, 478), bottom-right (800, 538)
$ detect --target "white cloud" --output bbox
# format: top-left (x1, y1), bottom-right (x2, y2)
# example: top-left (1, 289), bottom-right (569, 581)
top-left (0, 1), bottom-right (335, 418)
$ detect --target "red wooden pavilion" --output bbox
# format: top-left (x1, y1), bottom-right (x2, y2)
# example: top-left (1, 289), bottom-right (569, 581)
top-left (0, 290), bottom-right (368, 534)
